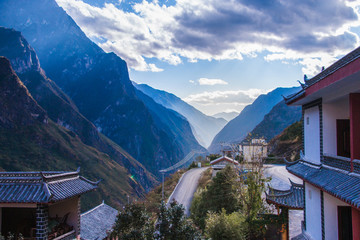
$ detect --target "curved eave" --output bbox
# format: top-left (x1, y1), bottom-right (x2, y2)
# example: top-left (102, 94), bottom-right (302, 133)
top-left (265, 198), bottom-right (304, 210)
top-left (287, 161), bottom-right (360, 210)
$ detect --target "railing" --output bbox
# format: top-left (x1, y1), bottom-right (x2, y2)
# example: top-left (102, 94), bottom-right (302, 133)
top-left (52, 230), bottom-right (76, 240)
top-left (353, 159), bottom-right (360, 174)
top-left (322, 154), bottom-right (351, 172)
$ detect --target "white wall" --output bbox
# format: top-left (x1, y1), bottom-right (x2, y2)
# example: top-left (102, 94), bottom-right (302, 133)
top-left (324, 192), bottom-right (350, 240)
top-left (304, 106), bottom-right (321, 164)
top-left (323, 97), bottom-right (349, 156)
top-left (305, 183), bottom-right (322, 240)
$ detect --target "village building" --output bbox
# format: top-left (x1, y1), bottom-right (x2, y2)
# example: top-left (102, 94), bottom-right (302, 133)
top-left (210, 155), bottom-right (239, 170)
top-left (0, 169), bottom-right (99, 240)
top-left (80, 202), bottom-right (118, 240)
top-left (284, 46), bottom-right (360, 240)
top-left (266, 180), bottom-right (305, 240)
top-left (239, 138), bottom-right (268, 162)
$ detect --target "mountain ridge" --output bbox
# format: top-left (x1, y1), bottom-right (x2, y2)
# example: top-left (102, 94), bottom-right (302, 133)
top-left (0, 56), bottom-right (145, 210)
top-left (208, 87), bottom-right (300, 153)
top-left (134, 83), bottom-right (227, 148)
top-left (0, 0), bottom-right (198, 175)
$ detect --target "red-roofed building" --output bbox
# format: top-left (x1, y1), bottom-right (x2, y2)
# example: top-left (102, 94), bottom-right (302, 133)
top-left (285, 46), bottom-right (360, 240)
top-left (210, 156), bottom-right (239, 170)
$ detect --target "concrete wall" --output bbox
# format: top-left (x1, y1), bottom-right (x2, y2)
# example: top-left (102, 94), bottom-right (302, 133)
top-left (243, 145), bottom-right (267, 162)
top-left (304, 106), bottom-right (321, 164)
top-left (323, 192), bottom-right (349, 240)
top-left (49, 197), bottom-right (79, 235)
top-left (323, 97), bottom-right (349, 156)
top-left (305, 183), bottom-right (322, 240)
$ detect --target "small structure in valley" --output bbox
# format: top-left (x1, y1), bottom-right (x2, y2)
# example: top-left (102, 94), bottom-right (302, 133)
top-left (210, 156), bottom-right (239, 170)
top-left (81, 201), bottom-right (118, 240)
top-left (0, 168), bottom-right (99, 240)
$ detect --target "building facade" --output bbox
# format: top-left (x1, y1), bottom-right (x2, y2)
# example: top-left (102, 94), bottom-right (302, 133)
top-left (285, 46), bottom-right (360, 240)
top-left (240, 138), bottom-right (268, 162)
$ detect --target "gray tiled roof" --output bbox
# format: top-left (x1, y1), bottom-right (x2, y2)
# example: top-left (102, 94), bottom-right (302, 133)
top-left (0, 169), bottom-right (98, 203)
top-left (285, 46), bottom-right (360, 104)
top-left (266, 180), bottom-right (304, 209)
top-left (81, 202), bottom-right (118, 240)
top-left (287, 161), bottom-right (360, 208)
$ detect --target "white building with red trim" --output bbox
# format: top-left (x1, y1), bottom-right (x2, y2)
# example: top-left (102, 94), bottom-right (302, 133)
top-left (285, 47), bottom-right (360, 240)
top-left (210, 156), bottom-right (239, 170)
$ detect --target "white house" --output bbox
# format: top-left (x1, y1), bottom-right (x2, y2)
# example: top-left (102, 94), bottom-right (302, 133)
top-left (285, 46), bottom-right (360, 240)
top-left (240, 138), bottom-right (268, 162)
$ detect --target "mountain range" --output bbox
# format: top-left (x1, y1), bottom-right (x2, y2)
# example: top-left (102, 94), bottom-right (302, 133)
top-left (134, 83), bottom-right (227, 148)
top-left (245, 100), bottom-right (302, 141)
top-left (211, 112), bottom-right (239, 122)
top-left (0, 0), bottom-right (204, 175)
top-left (208, 87), bottom-right (300, 153)
top-left (0, 56), bottom-right (150, 210)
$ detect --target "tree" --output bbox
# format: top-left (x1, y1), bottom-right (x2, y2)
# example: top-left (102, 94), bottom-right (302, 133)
top-left (155, 200), bottom-right (201, 240)
top-left (237, 161), bottom-right (269, 239)
top-left (110, 203), bottom-right (154, 240)
top-left (111, 201), bottom-right (200, 240)
top-left (190, 165), bottom-right (240, 229)
top-left (205, 209), bottom-right (246, 240)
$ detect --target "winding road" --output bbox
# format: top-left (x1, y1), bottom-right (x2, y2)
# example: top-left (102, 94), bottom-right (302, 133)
top-left (168, 164), bottom-right (303, 238)
top-left (167, 167), bottom-right (208, 216)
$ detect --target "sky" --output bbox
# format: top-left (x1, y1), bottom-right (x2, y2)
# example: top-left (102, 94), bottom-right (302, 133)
top-left (56, 0), bottom-right (360, 115)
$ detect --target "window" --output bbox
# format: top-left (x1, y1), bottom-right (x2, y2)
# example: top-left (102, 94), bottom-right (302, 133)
top-left (338, 206), bottom-right (353, 240)
top-left (337, 119), bottom-right (350, 158)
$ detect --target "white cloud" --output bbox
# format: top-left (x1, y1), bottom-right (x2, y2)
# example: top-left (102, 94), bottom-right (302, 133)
top-left (56, 0), bottom-right (360, 74)
top-left (198, 78), bottom-right (228, 86)
top-left (183, 88), bottom-right (270, 105)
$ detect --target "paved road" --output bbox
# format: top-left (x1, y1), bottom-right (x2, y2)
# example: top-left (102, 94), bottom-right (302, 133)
top-left (264, 164), bottom-right (303, 239)
top-left (168, 167), bottom-right (208, 216)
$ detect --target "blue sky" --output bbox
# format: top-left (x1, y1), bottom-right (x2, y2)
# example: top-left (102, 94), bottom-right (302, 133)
top-left (56, 0), bottom-right (360, 115)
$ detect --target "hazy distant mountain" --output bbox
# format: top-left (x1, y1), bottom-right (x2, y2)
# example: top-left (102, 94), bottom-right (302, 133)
top-left (134, 83), bottom-right (227, 148)
top-left (0, 56), bottom-right (150, 210)
top-left (245, 100), bottom-right (301, 142)
top-left (212, 112), bottom-right (239, 122)
top-left (0, 0), bottom-right (192, 175)
top-left (208, 87), bottom-right (300, 153)
top-left (135, 89), bottom-right (205, 154)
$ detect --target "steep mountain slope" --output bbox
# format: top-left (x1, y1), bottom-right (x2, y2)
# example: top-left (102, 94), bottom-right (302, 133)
top-left (245, 100), bottom-right (301, 141)
top-left (212, 112), bottom-right (239, 122)
top-left (135, 89), bottom-right (205, 155)
top-left (134, 83), bottom-right (227, 147)
top-left (0, 56), bottom-right (143, 210)
top-left (0, 26), bottom-right (156, 191)
top-left (268, 121), bottom-right (302, 161)
top-left (0, 0), bottom-right (190, 174)
top-left (209, 87), bottom-right (300, 153)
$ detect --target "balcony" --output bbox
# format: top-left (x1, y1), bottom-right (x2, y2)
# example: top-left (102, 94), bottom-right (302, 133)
top-left (323, 154), bottom-right (360, 174)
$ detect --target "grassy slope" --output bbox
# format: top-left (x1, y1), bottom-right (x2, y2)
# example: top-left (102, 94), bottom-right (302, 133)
top-left (0, 120), bottom-right (139, 211)
top-left (267, 121), bottom-right (302, 162)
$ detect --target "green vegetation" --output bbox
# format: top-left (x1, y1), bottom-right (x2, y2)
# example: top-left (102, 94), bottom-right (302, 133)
top-left (190, 165), bottom-right (270, 239)
top-left (191, 166), bottom-right (240, 229)
top-left (111, 201), bottom-right (201, 240)
top-left (205, 210), bottom-right (246, 240)
top-left (208, 154), bottom-right (221, 161)
top-left (144, 170), bottom-right (185, 213)
top-left (267, 121), bottom-right (302, 162)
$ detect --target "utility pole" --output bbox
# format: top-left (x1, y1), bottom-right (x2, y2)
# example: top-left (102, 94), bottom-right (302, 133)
top-left (162, 172), bottom-right (165, 200)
